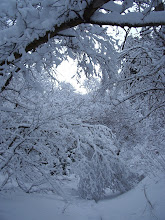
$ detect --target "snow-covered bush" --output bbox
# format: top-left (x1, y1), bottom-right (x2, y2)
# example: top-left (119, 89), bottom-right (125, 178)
top-left (78, 152), bottom-right (139, 201)
top-left (0, 75), bottom-right (82, 193)
top-left (71, 124), bottom-right (140, 200)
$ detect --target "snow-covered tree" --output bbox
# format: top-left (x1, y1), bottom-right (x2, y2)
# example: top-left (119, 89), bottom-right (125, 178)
top-left (0, 0), bottom-right (165, 93)
top-left (119, 26), bottom-right (165, 118)
top-left (0, 0), bottom-right (165, 199)
top-left (113, 23), bottom-right (165, 174)
top-left (75, 123), bottom-right (140, 201)
top-left (0, 74), bottom-right (140, 197)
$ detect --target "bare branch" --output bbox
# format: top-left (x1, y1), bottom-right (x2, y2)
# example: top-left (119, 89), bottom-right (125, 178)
top-left (0, 67), bottom-right (20, 93)
top-left (121, 27), bottom-right (131, 50)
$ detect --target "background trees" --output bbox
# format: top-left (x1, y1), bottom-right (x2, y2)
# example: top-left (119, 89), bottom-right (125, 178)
top-left (116, 24), bottom-right (165, 173)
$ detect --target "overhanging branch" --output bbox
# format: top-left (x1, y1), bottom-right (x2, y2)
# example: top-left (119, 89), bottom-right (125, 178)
top-left (0, 0), bottom-right (165, 69)
top-left (90, 11), bottom-right (165, 28)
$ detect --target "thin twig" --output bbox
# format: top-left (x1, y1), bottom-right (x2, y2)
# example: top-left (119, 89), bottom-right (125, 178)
top-left (144, 186), bottom-right (154, 210)
top-left (143, 185), bottom-right (159, 220)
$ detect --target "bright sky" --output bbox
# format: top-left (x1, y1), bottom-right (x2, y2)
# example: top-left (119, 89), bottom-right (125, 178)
top-left (56, 26), bottom-right (134, 94)
top-left (57, 59), bottom-right (87, 94)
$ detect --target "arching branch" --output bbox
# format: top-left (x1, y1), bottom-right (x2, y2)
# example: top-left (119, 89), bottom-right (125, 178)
top-left (0, 0), bottom-right (165, 68)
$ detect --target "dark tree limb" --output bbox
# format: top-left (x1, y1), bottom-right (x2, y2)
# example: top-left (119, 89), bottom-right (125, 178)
top-left (0, 68), bottom-right (20, 93)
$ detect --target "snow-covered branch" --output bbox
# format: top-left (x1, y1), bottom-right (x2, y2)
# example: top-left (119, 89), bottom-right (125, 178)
top-left (0, 0), bottom-right (164, 68)
top-left (90, 11), bottom-right (165, 27)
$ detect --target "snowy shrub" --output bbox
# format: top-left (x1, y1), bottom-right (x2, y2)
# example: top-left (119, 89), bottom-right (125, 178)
top-left (73, 124), bottom-right (140, 201)
top-left (78, 153), bottom-right (140, 201)
top-left (0, 80), bottom-right (82, 193)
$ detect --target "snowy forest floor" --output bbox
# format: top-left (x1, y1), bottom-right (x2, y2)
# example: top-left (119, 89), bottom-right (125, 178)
top-left (0, 173), bottom-right (165, 220)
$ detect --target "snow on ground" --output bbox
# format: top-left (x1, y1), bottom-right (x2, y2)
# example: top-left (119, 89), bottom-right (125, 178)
top-left (0, 173), bottom-right (165, 220)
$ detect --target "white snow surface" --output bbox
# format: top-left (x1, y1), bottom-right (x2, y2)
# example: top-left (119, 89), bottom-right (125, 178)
top-left (0, 173), bottom-right (165, 220)
top-left (91, 11), bottom-right (165, 26)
